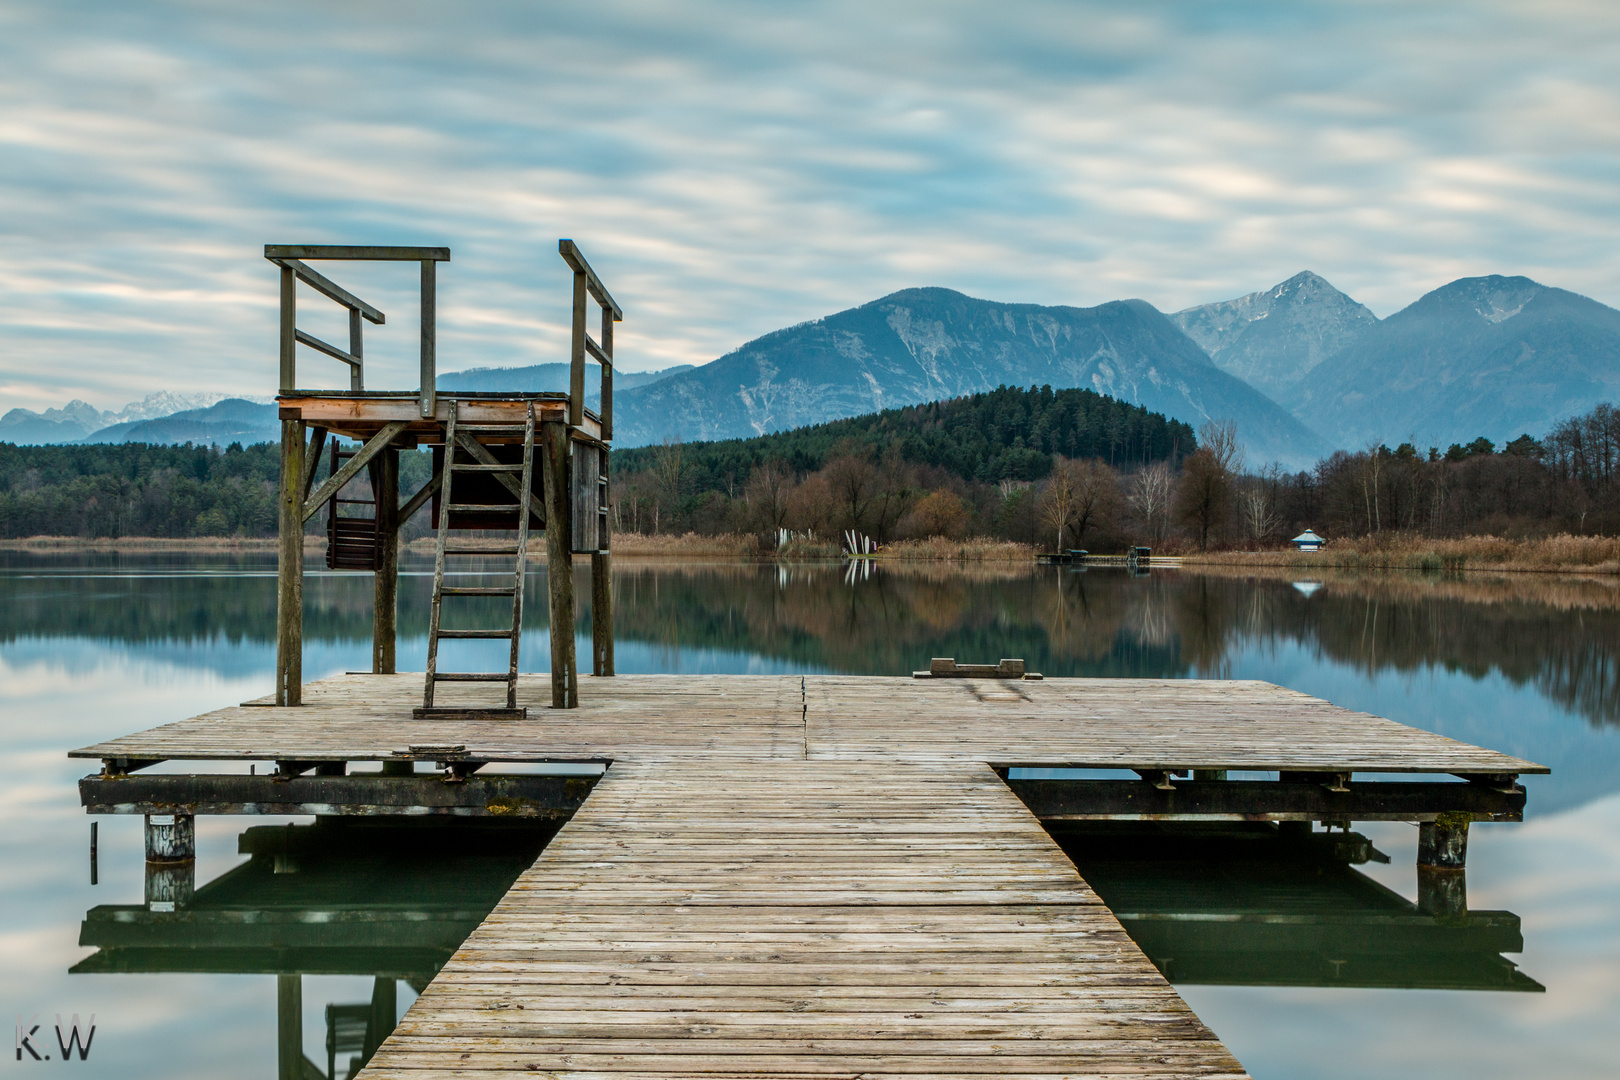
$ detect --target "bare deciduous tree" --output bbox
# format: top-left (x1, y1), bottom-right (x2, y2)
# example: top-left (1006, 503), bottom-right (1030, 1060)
top-left (1129, 462), bottom-right (1173, 542)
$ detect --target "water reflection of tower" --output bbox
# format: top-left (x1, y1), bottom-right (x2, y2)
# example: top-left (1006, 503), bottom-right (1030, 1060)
top-left (75, 820), bottom-right (554, 1080)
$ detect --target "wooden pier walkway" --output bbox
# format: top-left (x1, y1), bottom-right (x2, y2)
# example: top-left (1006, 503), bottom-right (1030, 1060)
top-left (73, 673), bottom-right (1545, 1078)
top-left (363, 758), bottom-right (1248, 1079)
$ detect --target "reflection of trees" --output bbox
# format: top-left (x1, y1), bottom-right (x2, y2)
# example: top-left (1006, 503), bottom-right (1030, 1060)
top-left (608, 561), bottom-right (1185, 678)
top-left (1182, 568), bottom-right (1620, 728)
top-left (6, 551), bottom-right (1617, 731)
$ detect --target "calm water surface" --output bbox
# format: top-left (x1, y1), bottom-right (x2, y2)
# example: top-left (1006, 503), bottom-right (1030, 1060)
top-left (2, 553), bottom-right (1617, 1078)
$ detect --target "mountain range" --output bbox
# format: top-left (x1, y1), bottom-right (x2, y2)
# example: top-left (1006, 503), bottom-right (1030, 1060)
top-left (6, 274), bottom-right (1618, 467)
top-left (609, 287), bottom-right (1320, 464)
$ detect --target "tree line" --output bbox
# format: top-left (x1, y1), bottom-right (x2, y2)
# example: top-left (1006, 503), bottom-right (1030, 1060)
top-left (5, 396), bottom-right (1615, 550)
top-left (610, 385), bottom-right (1195, 547)
top-left (0, 441), bottom-right (435, 540)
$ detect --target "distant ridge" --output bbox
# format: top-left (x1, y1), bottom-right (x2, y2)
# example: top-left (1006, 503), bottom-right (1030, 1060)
top-left (1171, 271), bottom-right (1378, 404)
top-left (611, 287), bottom-right (1323, 466)
top-left (1291, 275), bottom-right (1620, 449)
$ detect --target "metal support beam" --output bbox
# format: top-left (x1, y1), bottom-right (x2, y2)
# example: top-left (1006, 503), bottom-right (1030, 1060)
top-left (276, 416), bottom-right (305, 706)
top-left (542, 421), bottom-right (577, 708)
top-left (302, 421), bottom-right (408, 522)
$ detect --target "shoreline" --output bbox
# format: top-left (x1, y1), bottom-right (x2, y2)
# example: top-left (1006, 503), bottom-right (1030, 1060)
top-left (4, 532), bottom-right (1616, 575)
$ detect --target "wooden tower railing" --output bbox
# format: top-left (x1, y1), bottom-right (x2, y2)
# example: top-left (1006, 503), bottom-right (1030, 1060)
top-left (267, 241), bottom-right (619, 711)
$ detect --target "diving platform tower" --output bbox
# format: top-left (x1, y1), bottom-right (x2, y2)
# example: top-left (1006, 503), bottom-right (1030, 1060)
top-left (268, 241), bottom-right (618, 712)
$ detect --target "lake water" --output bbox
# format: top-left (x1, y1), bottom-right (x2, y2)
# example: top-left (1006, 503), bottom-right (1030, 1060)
top-left (2, 552), bottom-right (1617, 1078)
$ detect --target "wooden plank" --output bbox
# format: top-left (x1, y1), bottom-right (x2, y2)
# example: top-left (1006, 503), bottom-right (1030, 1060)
top-left (558, 238), bottom-right (623, 320)
top-left (269, 257), bottom-right (386, 323)
top-left (72, 673), bottom-right (1545, 777)
top-left (301, 421), bottom-right (408, 523)
top-left (356, 758), bottom-right (1250, 1079)
top-left (265, 244), bottom-right (450, 261)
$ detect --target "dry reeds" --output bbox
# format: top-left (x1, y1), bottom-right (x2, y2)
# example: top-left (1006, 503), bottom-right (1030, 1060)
top-left (1183, 532), bottom-right (1620, 575)
top-left (871, 538), bottom-right (1038, 561)
top-left (0, 535), bottom-right (292, 552)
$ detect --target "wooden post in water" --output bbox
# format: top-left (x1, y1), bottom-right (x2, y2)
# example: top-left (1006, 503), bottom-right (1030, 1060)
top-left (276, 413), bottom-right (305, 706)
top-left (1417, 816), bottom-right (1469, 915)
top-left (542, 421), bottom-right (577, 707)
top-left (373, 447), bottom-right (399, 674)
top-left (591, 551), bottom-right (614, 677)
top-left (277, 974), bottom-right (303, 1080)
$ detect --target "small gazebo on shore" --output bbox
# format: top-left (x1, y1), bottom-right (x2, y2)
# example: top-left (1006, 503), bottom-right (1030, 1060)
top-left (1291, 529), bottom-right (1325, 551)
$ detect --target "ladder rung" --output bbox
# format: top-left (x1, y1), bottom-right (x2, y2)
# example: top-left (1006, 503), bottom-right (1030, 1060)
top-left (436, 629), bottom-right (514, 639)
top-left (430, 672), bottom-right (511, 682)
top-left (453, 463), bottom-right (525, 472)
top-left (441, 586), bottom-right (517, 596)
top-left (444, 546), bottom-right (521, 555)
top-left (447, 503), bottom-right (519, 512)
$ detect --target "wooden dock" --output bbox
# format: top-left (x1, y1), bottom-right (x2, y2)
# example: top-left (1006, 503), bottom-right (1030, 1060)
top-left (73, 672), bottom-right (1545, 1079)
top-left (362, 758), bottom-right (1248, 1079)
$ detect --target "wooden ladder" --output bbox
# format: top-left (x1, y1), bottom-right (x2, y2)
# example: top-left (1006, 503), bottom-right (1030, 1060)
top-left (416, 400), bottom-right (537, 720)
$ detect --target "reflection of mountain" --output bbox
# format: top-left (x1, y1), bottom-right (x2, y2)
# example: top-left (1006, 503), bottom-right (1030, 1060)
top-left (1052, 823), bottom-right (1540, 992)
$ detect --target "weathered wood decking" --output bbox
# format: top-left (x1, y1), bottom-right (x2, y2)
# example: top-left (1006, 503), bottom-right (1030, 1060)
top-left (73, 673), bottom-right (1544, 1077)
top-left (73, 673), bottom-right (1544, 775)
top-left (363, 758), bottom-right (1249, 1079)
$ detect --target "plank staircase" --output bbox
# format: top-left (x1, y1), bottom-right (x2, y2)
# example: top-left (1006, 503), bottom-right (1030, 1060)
top-left (415, 401), bottom-right (537, 720)
top-left (324, 439), bottom-right (383, 571)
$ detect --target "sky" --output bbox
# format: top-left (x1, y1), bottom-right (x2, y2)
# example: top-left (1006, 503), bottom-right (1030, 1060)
top-left (2, 0), bottom-right (1619, 413)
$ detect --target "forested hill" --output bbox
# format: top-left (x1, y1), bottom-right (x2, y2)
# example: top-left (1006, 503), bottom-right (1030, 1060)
top-left (612, 384), bottom-right (1195, 492)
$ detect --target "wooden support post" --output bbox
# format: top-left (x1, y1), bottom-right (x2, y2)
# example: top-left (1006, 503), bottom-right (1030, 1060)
top-left (373, 448), bottom-right (399, 674)
top-left (276, 415), bottom-right (305, 706)
top-left (542, 421), bottom-right (577, 708)
top-left (1417, 816), bottom-right (1469, 915)
top-left (279, 263), bottom-right (296, 390)
top-left (366, 977), bottom-right (397, 1059)
top-left (569, 270), bottom-right (588, 429)
top-left (419, 258), bottom-right (436, 418)
top-left (277, 974), bottom-right (303, 1080)
top-left (591, 552), bottom-right (614, 676)
top-left (144, 812), bottom-right (195, 861)
top-left (349, 306), bottom-right (364, 392)
top-left (600, 304), bottom-right (614, 441)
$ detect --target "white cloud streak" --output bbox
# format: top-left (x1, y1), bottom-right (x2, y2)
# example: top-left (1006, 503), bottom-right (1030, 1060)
top-left (1, 0), bottom-right (1618, 411)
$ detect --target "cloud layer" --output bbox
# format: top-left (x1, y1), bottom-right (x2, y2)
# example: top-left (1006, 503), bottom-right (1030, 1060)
top-left (3, 0), bottom-right (1619, 410)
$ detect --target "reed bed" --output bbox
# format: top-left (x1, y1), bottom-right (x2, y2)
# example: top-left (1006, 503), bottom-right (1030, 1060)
top-left (1182, 533), bottom-right (1620, 575)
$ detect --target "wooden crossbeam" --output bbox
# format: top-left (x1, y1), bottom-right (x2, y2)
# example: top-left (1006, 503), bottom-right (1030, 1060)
top-left (558, 239), bottom-right (622, 319)
top-left (295, 329), bottom-right (362, 368)
top-left (301, 422), bottom-right (408, 523)
top-left (397, 473), bottom-right (441, 527)
top-left (270, 258), bottom-right (385, 323)
top-left (266, 245), bottom-right (450, 262)
top-left (301, 426), bottom-right (327, 502)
